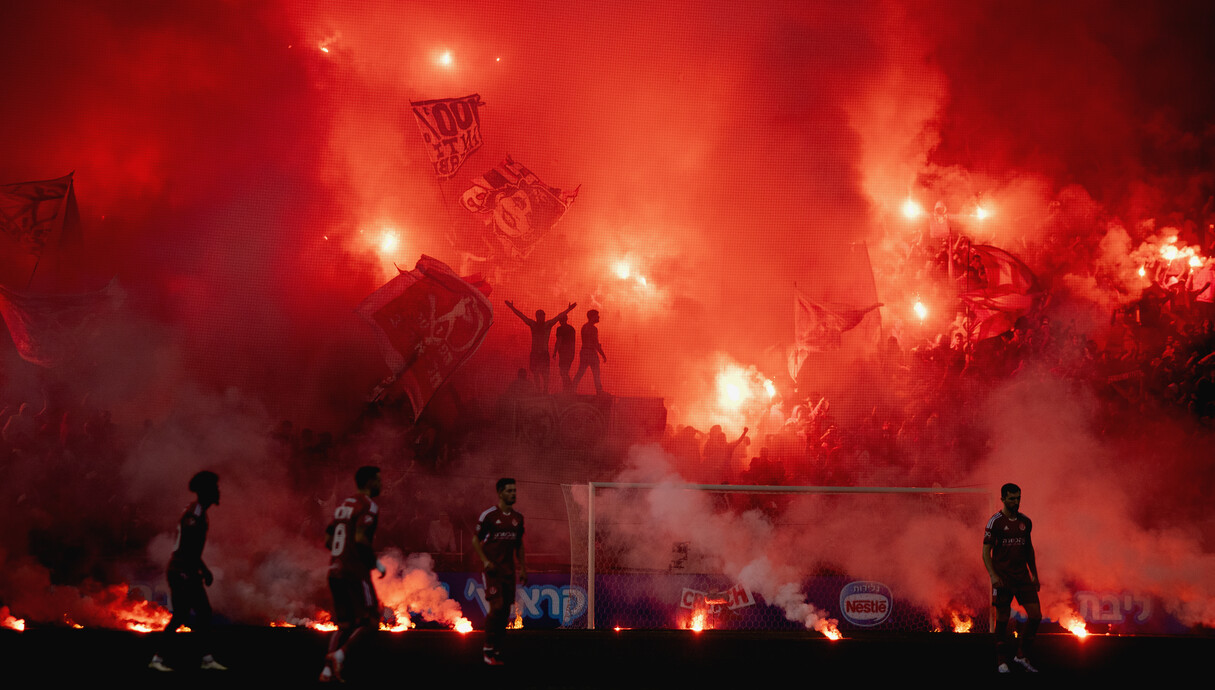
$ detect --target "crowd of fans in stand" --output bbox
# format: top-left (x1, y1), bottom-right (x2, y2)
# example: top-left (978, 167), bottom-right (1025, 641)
top-left (3, 207), bottom-right (1213, 581)
top-left (659, 209), bottom-right (1215, 490)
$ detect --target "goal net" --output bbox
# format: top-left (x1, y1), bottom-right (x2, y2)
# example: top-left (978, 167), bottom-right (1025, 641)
top-left (561, 482), bottom-right (992, 634)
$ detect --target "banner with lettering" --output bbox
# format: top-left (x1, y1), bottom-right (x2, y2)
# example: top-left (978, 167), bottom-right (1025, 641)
top-left (410, 94), bottom-right (485, 178)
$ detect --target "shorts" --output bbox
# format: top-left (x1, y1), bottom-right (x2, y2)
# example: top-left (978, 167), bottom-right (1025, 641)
top-left (328, 574), bottom-right (379, 626)
top-left (992, 583), bottom-right (1040, 609)
top-left (166, 569), bottom-right (211, 625)
top-left (483, 572), bottom-right (517, 612)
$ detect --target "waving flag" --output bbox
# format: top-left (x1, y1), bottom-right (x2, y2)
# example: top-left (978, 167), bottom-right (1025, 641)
top-left (794, 290), bottom-right (883, 352)
top-left (961, 245), bottom-right (1040, 340)
top-left (970, 244), bottom-right (1037, 292)
top-left (410, 94), bottom-right (485, 178)
top-left (357, 256), bottom-right (493, 419)
top-left (0, 173), bottom-right (78, 257)
top-left (461, 156), bottom-right (577, 259)
top-left (0, 280), bottom-right (121, 367)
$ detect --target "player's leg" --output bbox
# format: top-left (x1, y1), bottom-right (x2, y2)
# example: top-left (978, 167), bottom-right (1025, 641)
top-left (991, 587), bottom-right (1014, 672)
top-left (322, 575), bottom-right (355, 681)
top-left (482, 575), bottom-right (507, 664)
top-left (189, 580), bottom-right (226, 670)
top-left (150, 570), bottom-right (193, 671)
top-left (329, 577), bottom-right (378, 679)
top-left (1013, 591), bottom-right (1042, 672)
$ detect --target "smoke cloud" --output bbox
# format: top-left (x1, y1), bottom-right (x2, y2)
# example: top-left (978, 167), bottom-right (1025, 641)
top-left (0, 1), bottom-right (1212, 631)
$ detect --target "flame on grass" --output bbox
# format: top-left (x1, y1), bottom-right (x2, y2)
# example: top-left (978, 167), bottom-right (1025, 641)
top-left (1, 607), bottom-right (25, 631)
top-left (374, 551), bottom-right (471, 633)
top-left (1058, 611), bottom-right (1089, 639)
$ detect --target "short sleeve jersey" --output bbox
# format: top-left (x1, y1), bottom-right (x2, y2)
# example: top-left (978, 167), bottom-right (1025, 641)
top-left (328, 494), bottom-right (379, 578)
top-left (984, 511), bottom-right (1034, 585)
top-left (168, 502), bottom-right (208, 574)
top-left (476, 506), bottom-right (524, 575)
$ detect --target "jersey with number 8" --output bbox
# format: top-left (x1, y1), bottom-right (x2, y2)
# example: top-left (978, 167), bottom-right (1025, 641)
top-left (327, 495), bottom-right (378, 577)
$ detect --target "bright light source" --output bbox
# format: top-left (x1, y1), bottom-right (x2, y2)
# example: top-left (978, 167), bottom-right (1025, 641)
top-left (614, 261), bottom-right (631, 280)
top-left (902, 199), bottom-right (923, 219)
top-left (913, 301), bottom-right (928, 321)
top-left (380, 230), bottom-right (400, 253)
top-left (975, 206), bottom-right (989, 220)
top-left (439, 50), bottom-right (453, 67)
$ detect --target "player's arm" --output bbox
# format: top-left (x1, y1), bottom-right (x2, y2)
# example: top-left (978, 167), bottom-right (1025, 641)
top-left (1025, 534), bottom-right (1039, 587)
top-left (516, 538), bottom-right (527, 586)
top-left (982, 543), bottom-right (1003, 588)
top-left (353, 517), bottom-right (384, 576)
top-left (471, 533), bottom-right (493, 572)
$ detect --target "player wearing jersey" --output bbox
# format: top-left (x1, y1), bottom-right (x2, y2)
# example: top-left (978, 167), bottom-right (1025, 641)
top-left (983, 482), bottom-right (1041, 673)
top-left (319, 465), bottom-right (385, 683)
top-left (148, 471), bottom-right (227, 672)
top-left (472, 477), bottom-right (526, 666)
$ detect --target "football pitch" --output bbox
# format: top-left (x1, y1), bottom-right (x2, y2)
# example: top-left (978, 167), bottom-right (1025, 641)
top-left (2, 626), bottom-right (1209, 684)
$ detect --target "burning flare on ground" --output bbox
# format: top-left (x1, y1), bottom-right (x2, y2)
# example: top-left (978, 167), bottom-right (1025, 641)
top-left (682, 600), bottom-right (712, 633)
top-left (817, 619), bottom-right (843, 640)
top-left (1059, 611), bottom-right (1089, 639)
top-left (1, 607), bottom-right (25, 631)
top-left (945, 610), bottom-right (973, 633)
top-left (373, 551), bottom-right (471, 632)
top-left (508, 606), bottom-right (523, 630)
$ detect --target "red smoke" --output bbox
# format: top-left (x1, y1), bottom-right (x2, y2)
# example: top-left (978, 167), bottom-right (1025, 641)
top-left (0, 1), bottom-right (1212, 630)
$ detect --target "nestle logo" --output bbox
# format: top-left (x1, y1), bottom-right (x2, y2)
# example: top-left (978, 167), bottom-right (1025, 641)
top-left (845, 599), bottom-right (887, 614)
top-left (840, 581), bottom-right (893, 627)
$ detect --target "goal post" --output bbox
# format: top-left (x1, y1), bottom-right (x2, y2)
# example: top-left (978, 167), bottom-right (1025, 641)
top-left (562, 482), bottom-right (992, 632)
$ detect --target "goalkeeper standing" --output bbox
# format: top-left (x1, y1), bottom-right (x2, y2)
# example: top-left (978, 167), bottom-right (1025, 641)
top-left (473, 477), bottom-right (527, 666)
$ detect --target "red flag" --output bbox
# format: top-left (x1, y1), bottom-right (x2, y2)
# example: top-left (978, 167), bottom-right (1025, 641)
top-left (794, 289), bottom-right (882, 352)
top-left (356, 256), bottom-right (494, 419)
top-left (410, 94), bottom-right (485, 178)
top-left (961, 245), bottom-right (1039, 340)
top-left (960, 286), bottom-right (1037, 340)
top-left (460, 156), bottom-right (577, 259)
top-left (0, 280), bottom-right (121, 367)
top-left (0, 173), bottom-right (78, 258)
top-left (970, 244), bottom-right (1037, 292)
